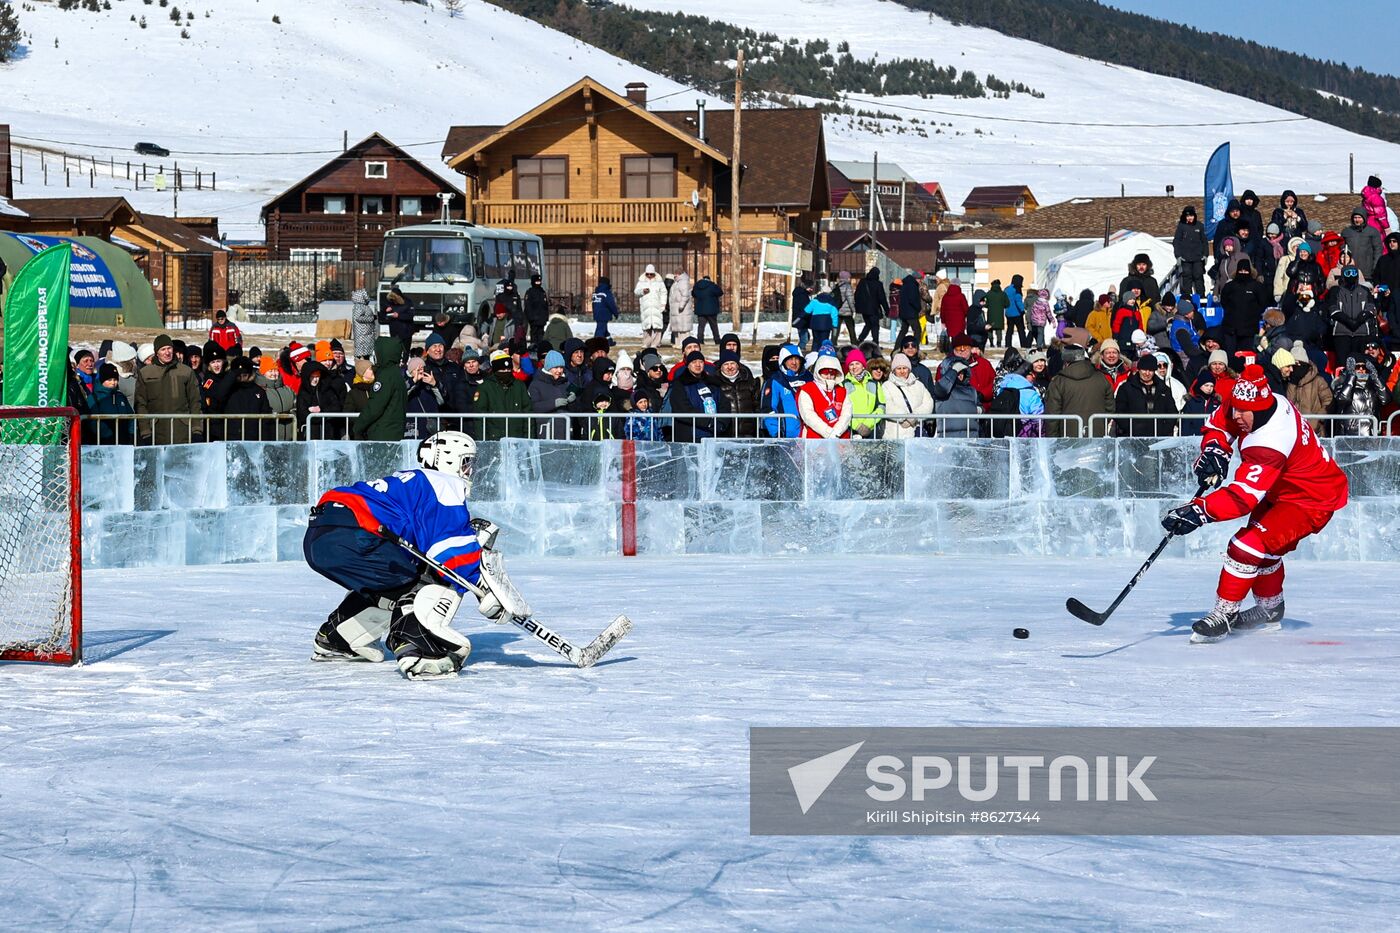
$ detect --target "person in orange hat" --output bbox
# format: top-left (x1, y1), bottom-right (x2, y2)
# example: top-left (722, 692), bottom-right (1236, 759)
top-left (1162, 364), bottom-right (1350, 642)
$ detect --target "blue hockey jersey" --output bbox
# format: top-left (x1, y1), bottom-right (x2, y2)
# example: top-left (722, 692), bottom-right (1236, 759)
top-left (319, 468), bottom-right (482, 590)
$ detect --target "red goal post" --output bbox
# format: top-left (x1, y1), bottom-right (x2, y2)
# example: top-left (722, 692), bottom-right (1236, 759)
top-left (0, 407), bottom-right (82, 665)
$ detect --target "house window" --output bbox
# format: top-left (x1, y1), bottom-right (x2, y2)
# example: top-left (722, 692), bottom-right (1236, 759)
top-left (323, 195), bottom-right (347, 215)
top-left (400, 197), bottom-right (422, 216)
top-left (834, 208), bottom-right (862, 220)
top-left (290, 248), bottom-right (342, 262)
top-left (515, 157), bottom-right (567, 200)
top-left (875, 184), bottom-right (900, 195)
top-left (362, 196), bottom-right (386, 215)
top-left (365, 161), bottom-right (388, 179)
top-left (622, 155), bottom-right (675, 199)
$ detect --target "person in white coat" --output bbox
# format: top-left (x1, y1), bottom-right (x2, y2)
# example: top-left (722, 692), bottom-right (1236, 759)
top-left (667, 270), bottom-right (694, 347)
top-left (882, 352), bottom-right (935, 438)
top-left (634, 265), bottom-right (668, 349)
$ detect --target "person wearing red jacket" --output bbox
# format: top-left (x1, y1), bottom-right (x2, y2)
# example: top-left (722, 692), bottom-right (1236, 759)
top-left (1161, 365), bottom-right (1349, 643)
top-left (797, 351), bottom-right (851, 438)
top-left (966, 338), bottom-right (996, 408)
top-left (207, 310), bottom-right (243, 354)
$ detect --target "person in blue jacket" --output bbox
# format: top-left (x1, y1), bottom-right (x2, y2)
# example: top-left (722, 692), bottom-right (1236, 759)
top-left (1005, 274), bottom-right (1028, 350)
top-left (806, 289), bottom-right (840, 349)
top-left (761, 343), bottom-right (809, 437)
top-left (590, 276), bottom-right (619, 342)
top-left (303, 431), bottom-right (517, 681)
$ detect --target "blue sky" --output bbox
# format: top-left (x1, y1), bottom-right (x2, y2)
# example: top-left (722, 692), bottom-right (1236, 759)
top-left (1104, 1), bottom-right (1398, 77)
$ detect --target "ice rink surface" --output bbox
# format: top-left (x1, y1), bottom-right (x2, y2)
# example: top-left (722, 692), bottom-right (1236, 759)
top-left (3, 556), bottom-right (1399, 931)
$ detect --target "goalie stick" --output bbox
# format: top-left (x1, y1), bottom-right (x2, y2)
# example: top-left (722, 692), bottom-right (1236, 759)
top-left (378, 527), bottom-right (632, 669)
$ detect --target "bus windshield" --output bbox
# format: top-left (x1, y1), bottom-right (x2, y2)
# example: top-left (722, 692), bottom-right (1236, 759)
top-left (381, 237), bottom-right (473, 283)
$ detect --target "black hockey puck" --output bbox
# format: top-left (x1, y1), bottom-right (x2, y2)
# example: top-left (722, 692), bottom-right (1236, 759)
top-left (1013, 628), bottom-right (1030, 640)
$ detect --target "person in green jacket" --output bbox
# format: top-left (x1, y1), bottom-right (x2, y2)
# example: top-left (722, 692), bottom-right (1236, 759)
top-left (984, 280), bottom-right (1009, 348)
top-left (351, 337), bottom-right (407, 441)
top-left (842, 348), bottom-right (885, 438)
top-left (472, 349), bottom-right (532, 440)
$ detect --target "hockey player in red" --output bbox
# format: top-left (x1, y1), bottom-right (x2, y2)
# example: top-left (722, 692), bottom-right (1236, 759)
top-left (1161, 364), bottom-right (1349, 643)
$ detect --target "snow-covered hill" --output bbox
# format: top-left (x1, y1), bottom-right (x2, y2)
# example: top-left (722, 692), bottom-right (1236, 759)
top-left (2, 0), bottom-right (1397, 238)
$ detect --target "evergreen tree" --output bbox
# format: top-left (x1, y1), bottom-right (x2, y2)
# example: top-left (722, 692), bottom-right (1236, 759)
top-left (0, 2), bottom-right (20, 64)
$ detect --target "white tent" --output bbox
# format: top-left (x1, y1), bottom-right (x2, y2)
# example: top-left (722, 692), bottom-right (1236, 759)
top-left (1041, 231), bottom-right (1175, 301)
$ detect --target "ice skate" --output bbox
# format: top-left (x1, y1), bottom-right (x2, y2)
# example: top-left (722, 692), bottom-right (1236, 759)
top-left (312, 619), bottom-right (370, 662)
top-left (1235, 597), bottom-right (1284, 633)
top-left (1190, 602), bottom-right (1239, 644)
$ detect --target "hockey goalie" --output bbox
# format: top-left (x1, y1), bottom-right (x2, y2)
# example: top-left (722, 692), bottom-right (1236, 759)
top-left (1161, 364), bottom-right (1350, 643)
top-left (301, 431), bottom-right (529, 680)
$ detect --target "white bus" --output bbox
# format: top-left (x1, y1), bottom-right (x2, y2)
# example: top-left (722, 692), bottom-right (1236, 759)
top-left (378, 220), bottom-right (544, 327)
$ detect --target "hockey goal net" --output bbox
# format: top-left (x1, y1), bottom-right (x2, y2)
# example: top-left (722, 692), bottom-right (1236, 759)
top-left (0, 408), bottom-right (82, 665)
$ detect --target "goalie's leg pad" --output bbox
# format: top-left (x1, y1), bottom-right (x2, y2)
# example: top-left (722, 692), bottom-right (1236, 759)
top-left (313, 593), bottom-right (393, 662)
top-left (477, 550), bottom-right (531, 623)
top-left (387, 588), bottom-right (472, 681)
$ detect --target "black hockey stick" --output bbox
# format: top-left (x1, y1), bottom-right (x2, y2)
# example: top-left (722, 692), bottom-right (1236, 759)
top-left (377, 527), bottom-right (632, 668)
top-left (1066, 481), bottom-right (1209, 626)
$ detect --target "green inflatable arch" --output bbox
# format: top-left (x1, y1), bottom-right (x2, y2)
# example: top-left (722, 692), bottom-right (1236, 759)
top-left (0, 232), bottom-right (161, 328)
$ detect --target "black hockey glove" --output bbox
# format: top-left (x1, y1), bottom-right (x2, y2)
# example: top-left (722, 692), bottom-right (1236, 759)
top-left (1193, 442), bottom-right (1230, 488)
top-left (1162, 501), bottom-right (1210, 536)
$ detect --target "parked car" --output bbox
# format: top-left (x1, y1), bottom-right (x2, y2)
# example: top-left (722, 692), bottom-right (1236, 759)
top-left (134, 142), bottom-right (170, 158)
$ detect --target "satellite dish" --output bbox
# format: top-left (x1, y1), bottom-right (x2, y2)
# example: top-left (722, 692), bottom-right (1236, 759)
top-left (690, 189), bottom-right (700, 209)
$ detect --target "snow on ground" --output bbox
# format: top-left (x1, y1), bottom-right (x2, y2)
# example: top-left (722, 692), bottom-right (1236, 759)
top-left (3, 556), bottom-right (1398, 929)
top-left (0, 0), bottom-right (712, 241)
top-left (628, 0), bottom-right (1400, 206)
top-left (3, 0), bottom-right (1398, 241)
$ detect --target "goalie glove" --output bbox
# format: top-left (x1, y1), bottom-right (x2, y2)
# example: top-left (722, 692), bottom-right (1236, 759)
top-left (1193, 441), bottom-right (1230, 489)
top-left (470, 516), bottom-right (501, 551)
top-left (1162, 500), bottom-right (1210, 536)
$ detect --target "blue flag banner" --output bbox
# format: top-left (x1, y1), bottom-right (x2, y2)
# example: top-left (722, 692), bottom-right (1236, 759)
top-left (3, 233), bottom-right (123, 309)
top-left (1203, 143), bottom-right (1233, 240)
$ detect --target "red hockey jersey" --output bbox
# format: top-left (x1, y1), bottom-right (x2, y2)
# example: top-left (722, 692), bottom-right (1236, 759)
top-left (1199, 394), bottom-right (1349, 522)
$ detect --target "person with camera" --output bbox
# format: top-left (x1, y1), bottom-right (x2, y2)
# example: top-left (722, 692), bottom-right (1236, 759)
top-left (933, 337), bottom-right (982, 438)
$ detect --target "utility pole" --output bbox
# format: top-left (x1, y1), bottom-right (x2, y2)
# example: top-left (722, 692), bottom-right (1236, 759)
top-left (1349, 152), bottom-right (1354, 193)
top-left (870, 151), bottom-right (879, 237)
top-left (729, 47), bottom-right (744, 331)
top-left (173, 161), bottom-right (179, 216)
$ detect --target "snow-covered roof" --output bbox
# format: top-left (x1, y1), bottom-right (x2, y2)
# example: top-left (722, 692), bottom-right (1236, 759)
top-left (829, 160), bottom-right (919, 184)
top-left (0, 196), bottom-right (29, 218)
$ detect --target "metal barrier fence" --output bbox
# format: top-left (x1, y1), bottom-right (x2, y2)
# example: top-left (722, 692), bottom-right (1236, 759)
top-left (1085, 412), bottom-right (1381, 438)
top-left (305, 411), bottom-right (802, 442)
top-left (83, 414), bottom-right (297, 446)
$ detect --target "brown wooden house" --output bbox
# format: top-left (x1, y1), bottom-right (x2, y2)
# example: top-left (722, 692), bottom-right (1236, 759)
top-left (262, 133), bottom-right (464, 261)
top-left (960, 185), bottom-right (1039, 222)
top-left (441, 77), bottom-right (829, 313)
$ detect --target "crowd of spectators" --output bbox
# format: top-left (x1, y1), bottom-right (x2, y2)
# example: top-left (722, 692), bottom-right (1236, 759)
top-left (46, 180), bottom-right (1400, 444)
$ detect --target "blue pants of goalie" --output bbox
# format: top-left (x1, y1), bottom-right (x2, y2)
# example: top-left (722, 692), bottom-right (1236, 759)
top-left (303, 503), bottom-right (421, 598)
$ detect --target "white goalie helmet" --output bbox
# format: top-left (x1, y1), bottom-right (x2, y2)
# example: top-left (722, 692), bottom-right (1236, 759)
top-left (417, 430), bottom-right (477, 490)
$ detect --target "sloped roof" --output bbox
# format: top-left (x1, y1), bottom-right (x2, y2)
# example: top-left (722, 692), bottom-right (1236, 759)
top-left (444, 77), bottom-right (729, 170)
top-left (262, 133), bottom-right (461, 219)
top-left (946, 193), bottom-right (1362, 243)
top-left (126, 213), bottom-right (228, 253)
top-left (962, 185), bottom-right (1035, 209)
top-left (0, 196), bottom-right (28, 218)
top-left (7, 196), bottom-right (137, 222)
top-left (828, 160), bottom-right (919, 184)
top-left (652, 106), bottom-right (827, 209)
top-left (441, 125), bottom-right (501, 163)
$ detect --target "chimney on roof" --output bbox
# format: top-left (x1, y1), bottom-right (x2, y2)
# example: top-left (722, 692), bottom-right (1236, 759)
top-left (696, 100), bottom-right (707, 142)
top-left (625, 82), bottom-right (648, 109)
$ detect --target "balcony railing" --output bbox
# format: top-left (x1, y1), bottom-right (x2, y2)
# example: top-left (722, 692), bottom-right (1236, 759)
top-left (475, 198), bottom-right (706, 230)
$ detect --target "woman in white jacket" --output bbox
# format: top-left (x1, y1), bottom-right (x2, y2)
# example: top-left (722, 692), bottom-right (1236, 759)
top-left (667, 271), bottom-right (694, 347)
top-left (635, 265), bottom-right (668, 349)
top-left (882, 352), bottom-right (935, 438)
